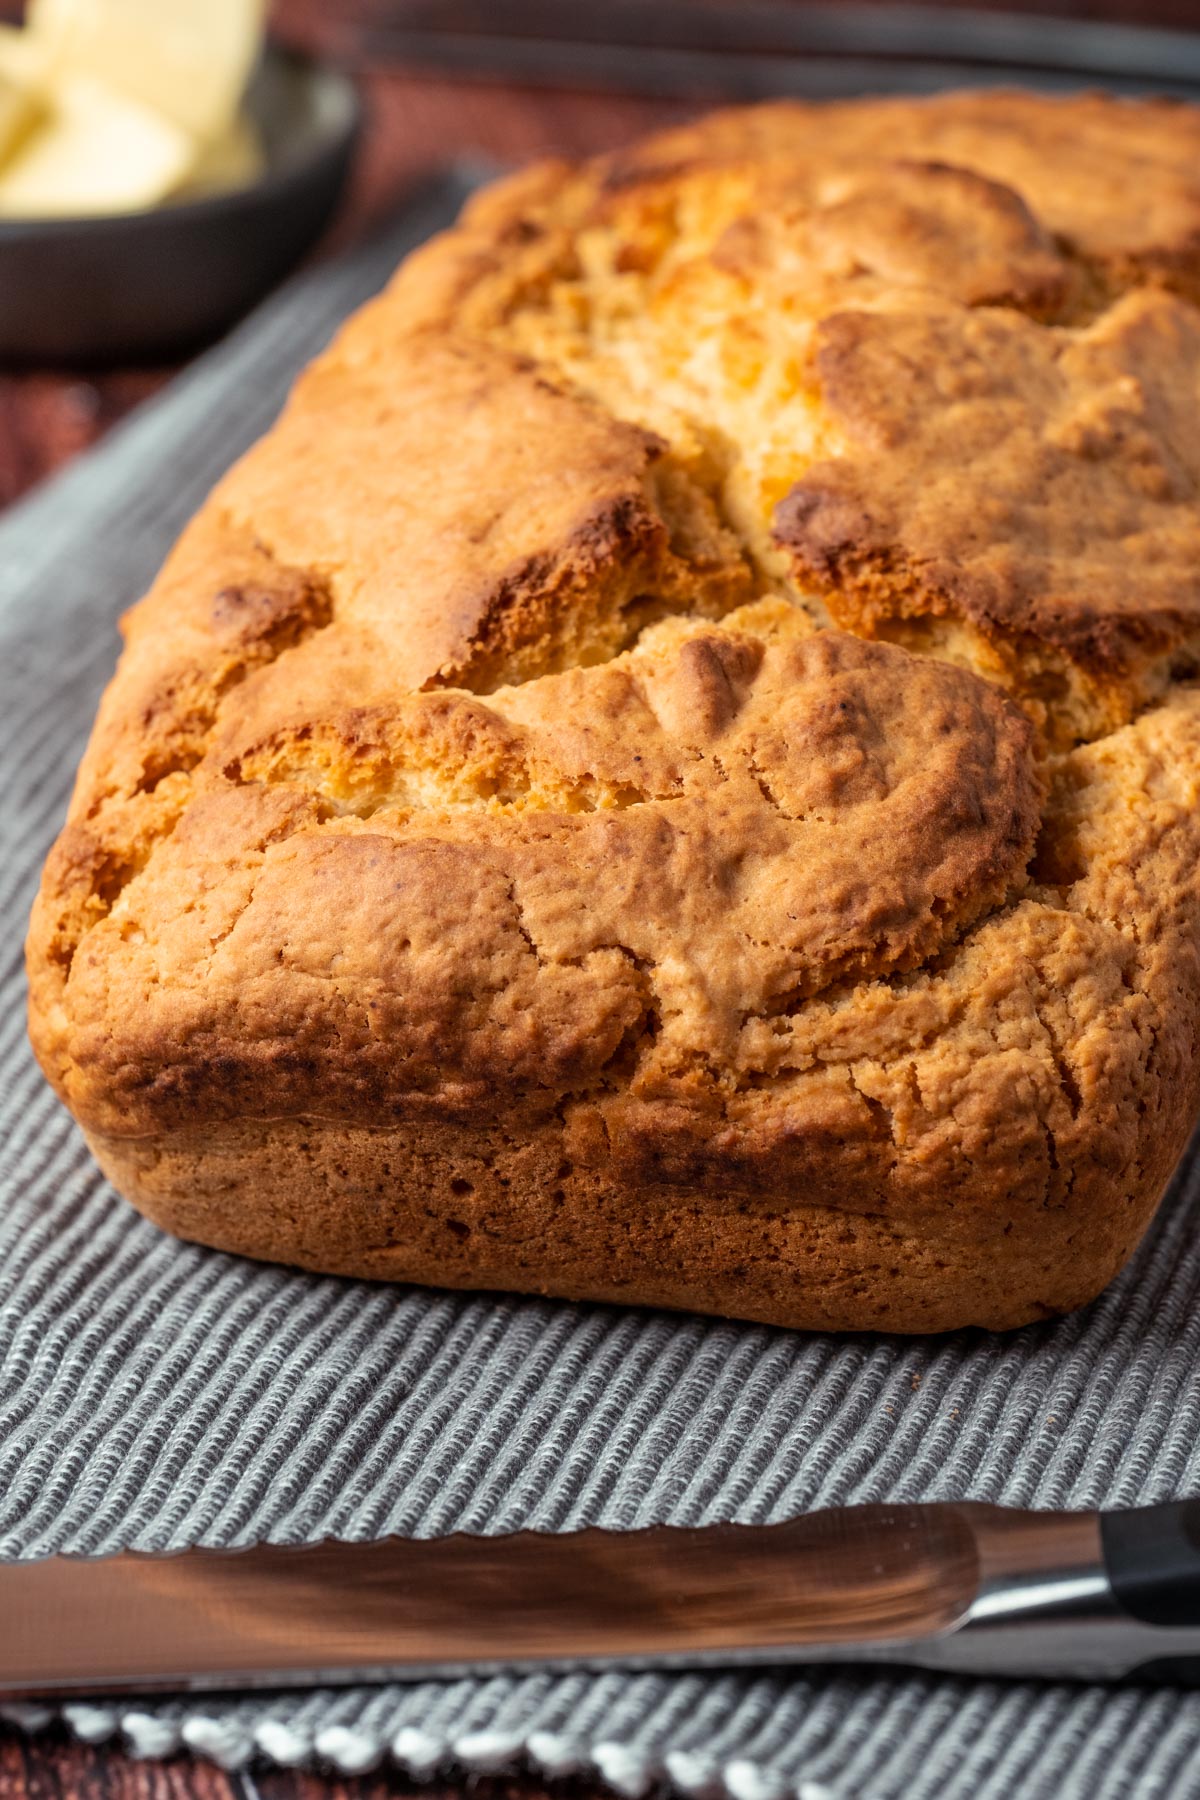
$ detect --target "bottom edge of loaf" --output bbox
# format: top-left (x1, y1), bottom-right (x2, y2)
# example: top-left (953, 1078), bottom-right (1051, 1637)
top-left (79, 1110), bottom-right (1172, 1336)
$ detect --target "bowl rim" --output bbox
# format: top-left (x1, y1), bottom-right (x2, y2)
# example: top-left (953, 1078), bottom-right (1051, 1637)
top-left (0, 39), bottom-right (362, 241)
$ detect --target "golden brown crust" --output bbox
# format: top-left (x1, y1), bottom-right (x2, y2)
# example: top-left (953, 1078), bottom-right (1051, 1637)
top-left (594, 91), bottom-right (1200, 297)
top-left (25, 90), bottom-right (1200, 1332)
top-left (412, 91), bottom-right (1200, 739)
top-left (72, 685), bottom-right (1200, 1334)
top-left (50, 604), bottom-right (1041, 1140)
top-left (773, 290), bottom-right (1200, 706)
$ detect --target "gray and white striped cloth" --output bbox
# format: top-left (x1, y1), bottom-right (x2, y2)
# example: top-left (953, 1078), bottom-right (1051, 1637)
top-left (4, 174), bottom-right (1200, 1800)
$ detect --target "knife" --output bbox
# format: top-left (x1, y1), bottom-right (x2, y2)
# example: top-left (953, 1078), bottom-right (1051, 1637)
top-left (4, 1502), bottom-right (1200, 1698)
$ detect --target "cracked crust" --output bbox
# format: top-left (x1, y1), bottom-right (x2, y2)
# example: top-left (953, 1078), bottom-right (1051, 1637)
top-left (26, 91), bottom-right (1200, 1331)
top-left (773, 289), bottom-right (1200, 739)
top-left (49, 603), bottom-right (1042, 1140)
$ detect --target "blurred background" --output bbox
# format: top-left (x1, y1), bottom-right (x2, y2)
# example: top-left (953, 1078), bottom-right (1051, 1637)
top-left (0, 0), bottom-right (1198, 509)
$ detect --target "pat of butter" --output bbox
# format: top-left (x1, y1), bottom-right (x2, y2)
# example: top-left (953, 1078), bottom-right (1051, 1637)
top-left (0, 22), bottom-right (46, 165)
top-left (28, 0), bottom-right (265, 145)
top-left (0, 21), bottom-right (45, 85)
top-left (0, 71), bottom-right (197, 217)
top-left (0, 64), bottom-right (43, 169)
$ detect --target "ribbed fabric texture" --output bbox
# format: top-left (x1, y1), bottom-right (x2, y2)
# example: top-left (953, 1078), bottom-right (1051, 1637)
top-left (4, 173), bottom-right (1200, 1800)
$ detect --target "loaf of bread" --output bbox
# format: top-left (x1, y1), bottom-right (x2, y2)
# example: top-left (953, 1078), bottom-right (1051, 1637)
top-left (27, 91), bottom-right (1200, 1332)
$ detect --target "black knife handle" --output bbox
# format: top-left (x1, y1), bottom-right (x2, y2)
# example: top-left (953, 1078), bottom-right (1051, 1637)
top-left (1101, 1501), bottom-right (1200, 1628)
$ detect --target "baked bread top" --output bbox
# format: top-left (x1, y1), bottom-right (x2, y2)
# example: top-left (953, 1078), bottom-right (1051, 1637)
top-left (27, 91), bottom-right (1200, 1242)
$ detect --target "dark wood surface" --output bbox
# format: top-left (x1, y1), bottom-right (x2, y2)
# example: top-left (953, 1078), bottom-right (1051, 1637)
top-left (2, 1), bottom-right (1196, 1794)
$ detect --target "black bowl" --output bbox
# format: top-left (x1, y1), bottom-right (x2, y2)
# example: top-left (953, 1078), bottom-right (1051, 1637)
top-left (0, 42), bottom-right (362, 364)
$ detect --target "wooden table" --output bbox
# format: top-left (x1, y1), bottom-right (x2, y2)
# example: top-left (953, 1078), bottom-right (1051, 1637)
top-left (1, 0), bottom-right (1193, 1792)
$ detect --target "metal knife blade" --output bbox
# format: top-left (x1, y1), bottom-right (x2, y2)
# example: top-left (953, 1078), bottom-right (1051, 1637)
top-left (4, 1503), bottom-right (1200, 1697)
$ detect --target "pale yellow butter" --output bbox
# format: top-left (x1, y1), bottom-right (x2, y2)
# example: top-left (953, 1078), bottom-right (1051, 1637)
top-left (0, 20), bottom-right (46, 85)
top-left (0, 69), bottom-right (197, 216)
top-left (28, 0), bottom-right (266, 145)
top-left (0, 63), bottom-right (43, 170)
top-left (0, 20), bottom-right (46, 167)
top-left (0, 0), bottom-right (267, 219)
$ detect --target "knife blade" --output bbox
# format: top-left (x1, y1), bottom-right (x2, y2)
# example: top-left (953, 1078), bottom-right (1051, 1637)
top-left (4, 1502), bottom-right (1200, 1697)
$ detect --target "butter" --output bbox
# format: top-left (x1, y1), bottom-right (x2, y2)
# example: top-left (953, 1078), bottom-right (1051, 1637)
top-left (0, 20), bottom-right (46, 85)
top-left (28, 0), bottom-right (266, 145)
top-left (0, 66), bottom-right (43, 171)
top-left (0, 70), bottom-right (197, 217)
top-left (0, 22), bottom-right (46, 167)
top-left (0, 0), bottom-right (267, 219)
